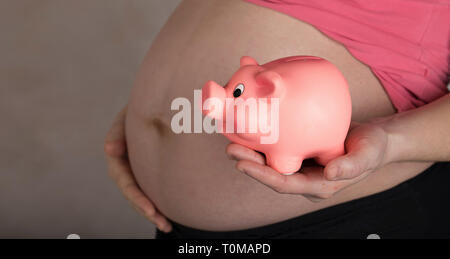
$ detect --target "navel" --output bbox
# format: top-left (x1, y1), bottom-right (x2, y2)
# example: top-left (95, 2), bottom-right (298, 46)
top-left (150, 117), bottom-right (170, 138)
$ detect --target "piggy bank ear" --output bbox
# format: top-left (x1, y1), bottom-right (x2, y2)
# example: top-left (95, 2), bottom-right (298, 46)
top-left (255, 70), bottom-right (284, 97)
top-left (240, 56), bottom-right (259, 67)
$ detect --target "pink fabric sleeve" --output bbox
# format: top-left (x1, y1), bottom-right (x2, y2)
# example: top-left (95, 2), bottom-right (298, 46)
top-left (244, 0), bottom-right (450, 111)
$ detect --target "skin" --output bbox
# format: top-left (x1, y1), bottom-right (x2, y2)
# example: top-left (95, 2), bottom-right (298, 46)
top-left (230, 95), bottom-right (450, 200)
top-left (104, 0), bottom-right (449, 233)
top-left (105, 106), bottom-right (172, 231)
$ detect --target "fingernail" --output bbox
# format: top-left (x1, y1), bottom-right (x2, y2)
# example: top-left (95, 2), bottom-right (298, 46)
top-left (163, 225), bottom-right (172, 233)
top-left (158, 224), bottom-right (165, 231)
top-left (333, 171), bottom-right (341, 180)
top-left (328, 167), bottom-right (340, 180)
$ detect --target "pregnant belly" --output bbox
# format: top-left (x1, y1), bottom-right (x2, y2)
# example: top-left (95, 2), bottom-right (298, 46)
top-left (125, 0), bottom-right (432, 231)
top-left (126, 110), bottom-right (431, 231)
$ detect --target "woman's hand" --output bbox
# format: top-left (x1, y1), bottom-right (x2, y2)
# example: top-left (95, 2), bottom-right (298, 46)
top-left (104, 106), bottom-right (172, 233)
top-left (226, 120), bottom-right (394, 202)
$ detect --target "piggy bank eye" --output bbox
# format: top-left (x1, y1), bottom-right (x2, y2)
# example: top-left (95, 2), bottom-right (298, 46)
top-left (233, 83), bottom-right (245, 98)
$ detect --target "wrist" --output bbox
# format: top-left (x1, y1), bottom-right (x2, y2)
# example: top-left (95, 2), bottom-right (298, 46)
top-left (368, 113), bottom-right (408, 165)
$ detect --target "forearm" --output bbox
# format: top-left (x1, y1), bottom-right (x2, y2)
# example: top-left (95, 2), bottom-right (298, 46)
top-left (377, 93), bottom-right (450, 163)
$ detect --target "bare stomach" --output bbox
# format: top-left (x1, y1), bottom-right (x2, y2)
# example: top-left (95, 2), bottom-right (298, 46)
top-left (125, 0), bottom-right (432, 231)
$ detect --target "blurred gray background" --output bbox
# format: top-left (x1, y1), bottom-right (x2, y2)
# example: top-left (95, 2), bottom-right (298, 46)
top-left (0, 0), bottom-right (181, 238)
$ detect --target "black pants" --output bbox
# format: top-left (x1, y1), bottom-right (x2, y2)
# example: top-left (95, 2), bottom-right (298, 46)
top-left (156, 162), bottom-right (450, 239)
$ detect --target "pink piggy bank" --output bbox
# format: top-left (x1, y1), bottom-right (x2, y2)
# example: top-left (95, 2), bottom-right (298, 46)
top-left (201, 56), bottom-right (352, 175)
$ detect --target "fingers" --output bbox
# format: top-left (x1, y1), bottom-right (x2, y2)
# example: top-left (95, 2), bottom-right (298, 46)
top-left (107, 155), bottom-right (172, 232)
top-left (129, 191), bottom-right (172, 233)
top-left (132, 204), bottom-right (172, 233)
top-left (236, 160), bottom-right (311, 194)
top-left (238, 159), bottom-right (374, 202)
top-left (228, 143), bottom-right (337, 198)
top-left (324, 147), bottom-right (372, 181)
top-left (104, 106), bottom-right (128, 157)
top-left (235, 158), bottom-right (370, 201)
top-left (105, 107), bottom-right (172, 232)
top-left (227, 132), bottom-right (378, 200)
top-left (226, 143), bottom-right (266, 165)
top-left (324, 125), bottom-right (388, 181)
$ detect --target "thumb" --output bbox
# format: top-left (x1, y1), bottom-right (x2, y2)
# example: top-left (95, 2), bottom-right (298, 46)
top-left (324, 147), bottom-right (374, 181)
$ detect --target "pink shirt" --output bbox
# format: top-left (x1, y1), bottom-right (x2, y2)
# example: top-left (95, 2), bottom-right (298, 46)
top-left (245, 0), bottom-right (450, 111)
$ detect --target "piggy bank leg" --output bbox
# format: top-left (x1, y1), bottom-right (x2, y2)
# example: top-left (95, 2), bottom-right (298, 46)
top-left (315, 144), bottom-right (345, 166)
top-left (265, 154), bottom-right (303, 175)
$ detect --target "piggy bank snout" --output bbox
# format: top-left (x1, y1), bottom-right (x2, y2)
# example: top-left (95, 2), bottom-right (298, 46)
top-left (202, 81), bottom-right (226, 120)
